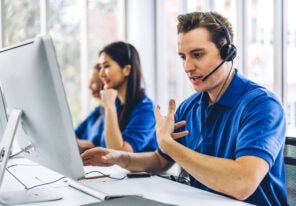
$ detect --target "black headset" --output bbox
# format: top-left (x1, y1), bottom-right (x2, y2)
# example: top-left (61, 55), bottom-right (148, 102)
top-left (211, 13), bottom-right (237, 61)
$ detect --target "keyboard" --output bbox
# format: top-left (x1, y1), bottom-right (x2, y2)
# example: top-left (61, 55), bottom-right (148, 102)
top-left (67, 179), bottom-right (142, 200)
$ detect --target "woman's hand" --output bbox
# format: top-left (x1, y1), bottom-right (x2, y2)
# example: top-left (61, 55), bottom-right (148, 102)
top-left (100, 89), bottom-right (118, 109)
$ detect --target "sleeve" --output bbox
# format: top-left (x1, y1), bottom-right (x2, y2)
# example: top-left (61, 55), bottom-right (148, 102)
top-left (122, 98), bottom-right (157, 152)
top-left (75, 119), bottom-right (87, 140)
top-left (236, 93), bottom-right (286, 167)
top-left (75, 108), bottom-right (104, 144)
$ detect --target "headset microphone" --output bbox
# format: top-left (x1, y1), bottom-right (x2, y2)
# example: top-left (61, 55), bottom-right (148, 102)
top-left (202, 59), bottom-right (226, 82)
top-left (202, 13), bottom-right (237, 82)
top-left (202, 48), bottom-right (236, 82)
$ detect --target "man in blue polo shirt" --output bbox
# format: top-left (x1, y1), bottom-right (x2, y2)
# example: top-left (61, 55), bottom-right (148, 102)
top-left (81, 11), bottom-right (288, 206)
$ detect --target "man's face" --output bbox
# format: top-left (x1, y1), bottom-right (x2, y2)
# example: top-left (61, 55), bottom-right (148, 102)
top-left (178, 27), bottom-right (228, 93)
top-left (88, 68), bottom-right (103, 99)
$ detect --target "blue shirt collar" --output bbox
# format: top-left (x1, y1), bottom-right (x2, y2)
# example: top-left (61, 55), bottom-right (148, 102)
top-left (199, 69), bottom-right (248, 108)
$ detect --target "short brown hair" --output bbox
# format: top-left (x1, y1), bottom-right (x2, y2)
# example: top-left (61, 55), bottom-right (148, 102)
top-left (177, 11), bottom-right (234, 50)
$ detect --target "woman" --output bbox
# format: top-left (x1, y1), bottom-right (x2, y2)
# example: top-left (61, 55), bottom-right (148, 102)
top-left (75, 63), bottom-right (105, 153)
top-left (98, 41), bottom-right (157, 152)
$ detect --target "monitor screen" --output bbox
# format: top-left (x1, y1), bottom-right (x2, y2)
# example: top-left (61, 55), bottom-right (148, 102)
top-left (0, 35), bottom-right (84, 180)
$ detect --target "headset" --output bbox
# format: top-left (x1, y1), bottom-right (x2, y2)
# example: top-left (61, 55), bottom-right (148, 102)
top-left (211, 13), bottom-right (237, 61)
top-left (202, 13), bottom-right (237, 81)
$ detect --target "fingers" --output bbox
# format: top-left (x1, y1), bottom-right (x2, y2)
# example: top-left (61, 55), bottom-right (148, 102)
top-left (100, 89), bottom-right (117, 106)
top-left (81, 147), bottom-right (104, 158)
top-left (167, 99), bottom-right (176, 117)
top-left (82, 154), bottom-right (111, 167)
top-left (171, 131), bottom-right (189, 139)
top-left (172, 120), bottom-right (188, 139)
top-left (154, 105), bottom-right (161, 121)
top-left (174, 120), bottom-right (186, 130)
top-left (154, 99), bottom-right (188, 141)
top-left (154, 99), bottom-right (176, 120)
top-left (81, 149), bottom-right (92, 160)
top-left (80, 147), bottom-right (120, 167)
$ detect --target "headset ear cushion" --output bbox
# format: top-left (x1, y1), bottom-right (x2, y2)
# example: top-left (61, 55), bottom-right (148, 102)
top-left (220, 44), bottom-right (237, 61)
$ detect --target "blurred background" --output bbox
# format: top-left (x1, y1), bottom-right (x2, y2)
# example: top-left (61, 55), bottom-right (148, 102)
top-left (1, 1), bottom-right (296, 204)
top-left (0, 0), bottom-right (295, 137)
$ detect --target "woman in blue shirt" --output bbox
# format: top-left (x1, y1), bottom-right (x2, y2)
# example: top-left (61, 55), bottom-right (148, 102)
top-left (97, 41), bottom-right (157, 152)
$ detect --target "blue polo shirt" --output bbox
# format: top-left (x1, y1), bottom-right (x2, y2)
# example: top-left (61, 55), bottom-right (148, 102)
top-left (100, 95), bottom-right (157, 152)
top-left (75, 106), bottom-right (105, 146)
top-left (159, 69), bottom-right (287, 206)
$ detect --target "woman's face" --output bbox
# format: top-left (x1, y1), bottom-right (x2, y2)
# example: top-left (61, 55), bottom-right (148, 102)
top-left (98, 52), bottom-right (130, 91)
top-left (88, 68), bottom-right (103, 99)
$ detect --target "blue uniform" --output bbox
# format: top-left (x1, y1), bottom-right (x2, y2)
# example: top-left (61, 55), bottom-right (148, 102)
top-left (76, 95), bottom-right (157, 152)
top-left (159, 69), bottom-right (288, 206)
top-left (75, 107), bottom-right (105, 146)
top-left (100, 96), bottom-right (157, 152)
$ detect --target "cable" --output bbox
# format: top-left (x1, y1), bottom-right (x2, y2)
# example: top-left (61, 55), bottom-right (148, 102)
top-left (194, 61), bottom-right (234, 151)
top-left (5, 164), bottom-right (66, 190)
top-left (9, 144), bottom-right (34, 159)
top-left (211, 60), bottom-right (234, 105)
top-left (157, 173), bottom-right (190, 185)
top-left (5, 167), bottom-right (28, 189)
top-left (83, 170), bottom-right (127, 180)
top-left (6, 164), bottom-right (127, 192)
top-left (7, 163), bottom-right (39, 168)
top-left (26, 176), bottom-right (66, 190)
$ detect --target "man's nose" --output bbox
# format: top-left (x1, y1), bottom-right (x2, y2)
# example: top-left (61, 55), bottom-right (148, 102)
top-left (184, 58), bottom-right (195, 73)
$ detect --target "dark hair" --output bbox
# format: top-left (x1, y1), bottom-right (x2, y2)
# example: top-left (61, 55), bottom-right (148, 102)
top-left (99, 41), bottom-right (145, 131)
top-left (177, 11), bottom-right (234, 50)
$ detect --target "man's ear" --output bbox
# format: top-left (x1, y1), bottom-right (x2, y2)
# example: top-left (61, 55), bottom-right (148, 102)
top-left (123, 64), bottom-right (131, 77)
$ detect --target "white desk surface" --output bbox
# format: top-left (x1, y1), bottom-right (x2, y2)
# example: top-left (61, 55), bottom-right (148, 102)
top-left (0, 158), bottom-right (252, 206)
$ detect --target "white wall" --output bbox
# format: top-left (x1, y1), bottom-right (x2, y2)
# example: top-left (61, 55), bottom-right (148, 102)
top-left (126, 0), bottom-right (157, 101)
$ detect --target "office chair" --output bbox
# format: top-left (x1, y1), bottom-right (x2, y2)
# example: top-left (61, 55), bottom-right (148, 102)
top-left (284, 136), bottom-right (296, 206)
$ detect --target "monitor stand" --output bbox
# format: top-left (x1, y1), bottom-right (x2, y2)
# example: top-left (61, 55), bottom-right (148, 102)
top-left (0, 189), bottom-right (62, 205)
top-left (0, 109), bottom-right (62, 205)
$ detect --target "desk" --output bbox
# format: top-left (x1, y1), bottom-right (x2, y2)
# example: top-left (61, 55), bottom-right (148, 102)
top-left (1, 158), bottom-right (252, 206)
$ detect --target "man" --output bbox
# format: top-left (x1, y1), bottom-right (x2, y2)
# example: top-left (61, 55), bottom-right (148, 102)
top-left (81, 11), bottom-right (287, 206)
top-left (76, 63), bottom-right (105, 153)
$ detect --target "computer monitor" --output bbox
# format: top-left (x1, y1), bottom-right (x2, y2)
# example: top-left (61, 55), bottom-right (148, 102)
top-left (0, 35), bottom-right (85, 203)
top-left (0, 87), bottom-right (7, 141)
